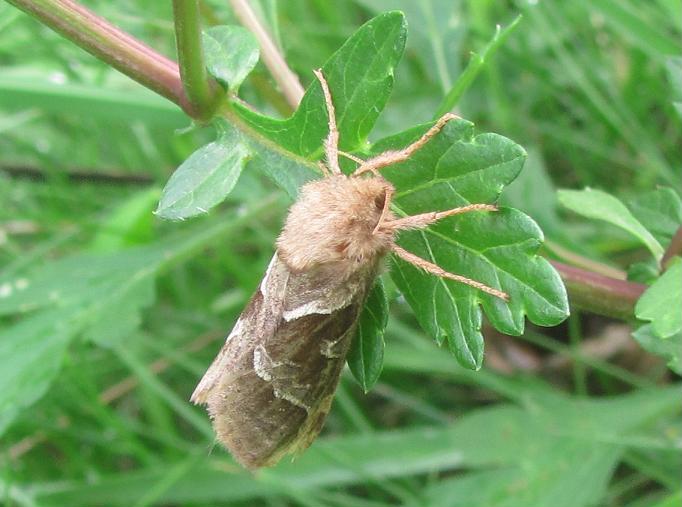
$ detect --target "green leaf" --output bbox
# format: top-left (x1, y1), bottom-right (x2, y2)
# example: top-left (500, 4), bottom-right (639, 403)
top-left (635, 258), bottom-right (682, 338)
top-left (233, 11), bottom-right (407, 157)
top-left (500, 147), bottom-right (562, 237)
top-left (155, 125), bottom-right (249, 220)
top-left (627, 187), bottom-right (682, 247)
top-left (558, 188), bottom-right (665, 261)
top-left (0, 310), bottom-right (77, 435)
top-left (372, 120), bottom-right (567, 369)
top-left (347, 280), bottom-right (389, 392)
top-left (239, 128), bottom-right (319, 200)
top-left (202, 26), bottom-right (259, 91)
top-left (632, 324), bottom-right (682, 375)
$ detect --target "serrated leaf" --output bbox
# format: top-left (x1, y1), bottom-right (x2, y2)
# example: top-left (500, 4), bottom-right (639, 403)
top-left (558, 188), bottom-right (665, 261)
top-left (348, 280), bottom-right (389, 392)
top-left (635, 258), bottom-right (682, 338)
top-left (203, 26), bottom-right (259, 91)
top-left (632, 324), bottom-right (682, 375)
top-left (233, 11), bottom-right (407, 157)
top-left (156, 126), bottom-right (249, 220)
top-left (369, 120), bottom-right (567, 369)
top-left (627, 187), bottom-right (682, 247)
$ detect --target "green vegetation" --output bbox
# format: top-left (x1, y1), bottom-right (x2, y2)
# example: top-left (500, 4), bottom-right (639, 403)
top-left (1, 1), bottom-right (680, 506)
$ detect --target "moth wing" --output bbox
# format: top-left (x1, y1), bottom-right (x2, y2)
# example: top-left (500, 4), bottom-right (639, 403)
top-left (247, 263), bottom-right (377, 463)
top-left (193, 252), bottom-right (378, 469)
top-left (190, 254), bottom-right (289, 405)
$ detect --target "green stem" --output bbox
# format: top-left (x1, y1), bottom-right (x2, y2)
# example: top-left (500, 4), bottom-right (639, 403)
top-left (568, 312), bottom-right (587, 395)
top-left (172, 0), bottom-right (221, 121)
top-left (433, 15), bottom-right (522, 118)
top-left (551, 261), bottom-right (646, 320)
top-left (6, 0), bottom-right (195, 116)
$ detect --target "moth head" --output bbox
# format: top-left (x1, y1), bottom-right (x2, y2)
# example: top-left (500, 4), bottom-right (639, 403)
top-left (277, 175), bottom-right (395, 272)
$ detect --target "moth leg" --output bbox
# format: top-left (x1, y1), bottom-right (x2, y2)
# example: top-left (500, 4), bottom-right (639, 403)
top-left (355, 112), bottom-right (459, 176)
top-left (391, 244), bottom-right (509, 301)
top-left (317, 160), bottom-right (331, 177)
top-left (338, 150), bottom-right (365, 165)
top-left (313, 69), bottom-right (342, 175)
top-left (381, 204), bottom-right (498, 232)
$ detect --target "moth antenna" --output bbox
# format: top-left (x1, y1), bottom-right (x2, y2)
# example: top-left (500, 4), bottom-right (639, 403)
top-left (339, 150), bottom-right (365, 166)
top-left (313, 69), bottom-right (342, 175)
top-left (356, 112), bottom-right (459, 176)
top-left (373, 185), bottom-right (395, 234)
top-left (391, 244), bottom-right (509, 301)
top-left (381, 204), bottom-right (498, 231)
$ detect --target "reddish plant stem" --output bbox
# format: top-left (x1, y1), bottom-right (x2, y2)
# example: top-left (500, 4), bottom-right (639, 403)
top-left (6, 0), bottom-right (196, 116)
top-left (551, 260), bottom-right (646, 320)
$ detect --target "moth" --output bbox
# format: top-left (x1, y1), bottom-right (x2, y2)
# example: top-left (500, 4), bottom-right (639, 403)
top-left (191, 69), bottom-right (509, 470)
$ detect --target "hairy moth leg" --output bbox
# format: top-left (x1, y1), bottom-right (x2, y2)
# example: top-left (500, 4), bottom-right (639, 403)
top-left (313, 69), bottom-right (342, 175)
top-left (338, 150), bottom-right (365, 165)
top-left (391, 244), bottom-right (509, 301)
top-left (382, 203), bottom-right (498, 231)
top-left (355, 112), bottom-right (460, 176)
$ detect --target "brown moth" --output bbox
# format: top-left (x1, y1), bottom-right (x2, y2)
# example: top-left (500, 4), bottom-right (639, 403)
top-left (191, 69), bottom-right (509, 470)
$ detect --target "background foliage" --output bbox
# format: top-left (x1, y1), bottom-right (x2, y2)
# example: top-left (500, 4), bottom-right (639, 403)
top-left (1, 1), bottom-right (680, 506)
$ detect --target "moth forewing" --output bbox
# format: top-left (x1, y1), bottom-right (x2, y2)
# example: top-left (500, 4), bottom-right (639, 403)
top-left (191, 250), bottom-right (379, 469)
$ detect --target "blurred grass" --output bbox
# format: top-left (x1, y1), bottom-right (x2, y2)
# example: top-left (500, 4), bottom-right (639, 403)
top-left (1, 0), bottom-right (680, 506)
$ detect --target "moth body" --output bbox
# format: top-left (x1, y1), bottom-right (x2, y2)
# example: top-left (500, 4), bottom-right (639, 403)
top-left (278, 175), bottom-right (395, 276)
top-left (191, 69), bottom-right (509, 470)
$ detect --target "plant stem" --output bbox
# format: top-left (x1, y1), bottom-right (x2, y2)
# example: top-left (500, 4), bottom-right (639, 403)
top-left (433, 15), bottom-right (522, 118)
top-left (6, 0), bottom-right (196, 116)
top-left (662, 225), bottom-right (682, 268)
top-left (551, 261), bottom-right (646, 320)
top-left (229, 0), bottom-right (304, 109)
top-left (172, 0), bottom-right (221, 121)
